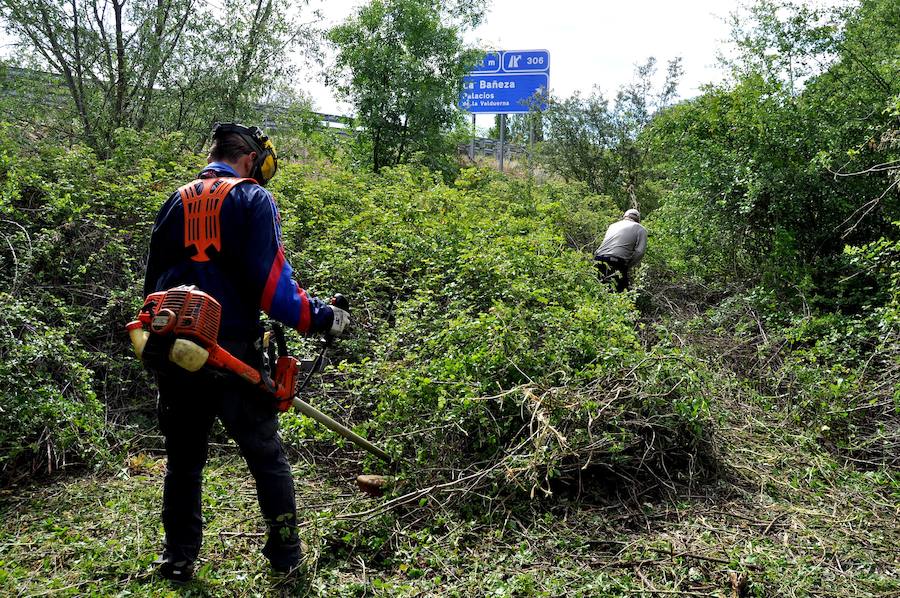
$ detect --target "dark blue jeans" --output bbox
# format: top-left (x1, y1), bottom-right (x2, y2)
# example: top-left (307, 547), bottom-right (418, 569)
top-left (155, 341), bottom-right (300, 571)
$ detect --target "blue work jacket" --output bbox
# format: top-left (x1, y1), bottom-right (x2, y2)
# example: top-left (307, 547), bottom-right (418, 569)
top-left (144, 162), bottom-right (334, 341)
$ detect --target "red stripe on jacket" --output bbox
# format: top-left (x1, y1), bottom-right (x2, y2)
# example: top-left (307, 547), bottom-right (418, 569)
top-left (297, 286), bottom-right (311, 333)
top-left (261, 247), bottom-right (286, 312)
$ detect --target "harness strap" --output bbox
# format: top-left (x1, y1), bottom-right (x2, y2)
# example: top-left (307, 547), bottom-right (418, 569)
top-left (177, 177), bottom-right (251, 262)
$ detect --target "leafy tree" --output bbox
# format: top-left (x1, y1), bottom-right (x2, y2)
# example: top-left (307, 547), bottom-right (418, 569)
top-left (509, 112), bottom-right (543, 143)
top-left (650, 0), bottom-right (898, 290)
top-left (484, 112), bottom-right (543, 145)
top-left (610, 57), bottom-right (681, 211)
top-left (487, 114), bottom-right (510, 141)
top-left (327, 0), bottom-right (486, 172)
top-left (0, 0), bottom-right (310, 153)
top-left (539, 89), bottom-right (616, 198)
top-left (540, 57), bottom-right (681, 212)
top-left (726, 0), bottom-right (838, 95)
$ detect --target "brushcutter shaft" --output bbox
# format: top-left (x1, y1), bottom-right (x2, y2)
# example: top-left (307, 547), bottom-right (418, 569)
top-left (291, 396), bottom-right (392, 463)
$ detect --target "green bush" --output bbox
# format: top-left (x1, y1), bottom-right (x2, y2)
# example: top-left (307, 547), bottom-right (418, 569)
top-left (0, 126), bottom-right (196, 481)
top-left (0, 294), bottom-right (106, 477)
top-left (274, 163), bottom-right (714, 493)
top-left (1, 127), bottom-right (715, 492)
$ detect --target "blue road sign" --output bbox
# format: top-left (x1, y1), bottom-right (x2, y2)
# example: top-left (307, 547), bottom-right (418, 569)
top-left (471, 52), bottom-right (501, 73)
top-left (502, 50), bottom-right (549, 73)
top-left (459, 49), bottom-right (550, 114)
top-left (460, 73), bottom-right (549, 113)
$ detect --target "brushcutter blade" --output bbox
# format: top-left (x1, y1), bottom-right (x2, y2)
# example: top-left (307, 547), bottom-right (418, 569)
top-left (356, 474), bottom-right (391, 497)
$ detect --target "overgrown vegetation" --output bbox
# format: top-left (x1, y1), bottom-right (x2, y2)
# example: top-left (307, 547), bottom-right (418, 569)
top-left (540, 57), bottom-right (682, 212)
top-left (0, 0), bottom-right (898, 595)
top-left (643, 0), bottom-right (899, 468)
top-left (269, 163), bottom-right (715, 498)
top-left (0, 127), bottom-right (198, 479)
top-left (0, 130), bottom-right (715, 498)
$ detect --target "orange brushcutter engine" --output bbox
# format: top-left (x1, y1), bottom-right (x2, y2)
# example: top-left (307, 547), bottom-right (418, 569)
top-left (142, 285), bottom-right (221, 346)
top-left (126, 285), bottom-right (299, 406)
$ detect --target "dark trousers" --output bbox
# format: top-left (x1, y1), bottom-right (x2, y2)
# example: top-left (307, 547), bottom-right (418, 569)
top-left (156, 340), bottom-right (300, 570)
top-left (595, 255), bottom-right (630, 292)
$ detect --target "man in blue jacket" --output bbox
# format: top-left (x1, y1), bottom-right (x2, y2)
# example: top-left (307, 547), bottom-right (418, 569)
top-left (144, 123), bottom-right (348, 582)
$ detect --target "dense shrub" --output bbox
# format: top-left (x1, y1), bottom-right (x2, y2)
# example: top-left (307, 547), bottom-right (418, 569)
top-left (664, 269), bottom-right (899, 468)
top-left (632, 0), bottom-right (900, 468)
top-left (0, 126), bottom-right (196, 480)
top-left (274, 163), bottom-right (714, 494)
top-left (1, 126), bottom-right (714, 493)
top-left (0, 294), bottom-right (105, 478)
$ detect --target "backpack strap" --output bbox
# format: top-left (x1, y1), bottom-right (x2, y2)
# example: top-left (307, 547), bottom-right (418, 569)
top-left (177, 177), bottom-right (252, 262)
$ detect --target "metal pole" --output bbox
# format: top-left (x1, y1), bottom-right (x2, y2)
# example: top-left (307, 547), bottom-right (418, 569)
top-left (470, 114), bottom-right (476, 161)
top-left (528, 117), bottom-right (534, 176)
top-left (499, 113), bottom-right (506, 172)
top-left (292, 396), bottom-right (392, 463)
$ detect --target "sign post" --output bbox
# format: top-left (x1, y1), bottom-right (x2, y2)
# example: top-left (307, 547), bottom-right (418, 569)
top-left (459, 50), bottom-right (549, 171)
top-left (471, 114), bottom-right (476, 161)
top-left (499, 114), bottom-right (506, 172)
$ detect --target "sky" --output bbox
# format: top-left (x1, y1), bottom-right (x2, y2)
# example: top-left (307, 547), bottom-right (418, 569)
top-left (1, 0), bottom-right (843, 129)
top-left (303, 0), bottom-right (746, 127)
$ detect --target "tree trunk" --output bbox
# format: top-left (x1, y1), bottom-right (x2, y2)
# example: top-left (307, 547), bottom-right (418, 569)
top-left (113, 0), bottom-right (127, 134)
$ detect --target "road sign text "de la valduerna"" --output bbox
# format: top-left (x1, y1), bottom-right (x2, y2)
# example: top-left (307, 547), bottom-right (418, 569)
top-left (459, 50), bottom-right (550, 114)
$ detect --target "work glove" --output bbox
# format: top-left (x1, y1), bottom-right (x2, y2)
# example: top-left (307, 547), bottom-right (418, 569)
top-left (328, 294), bottom-right (350, 337)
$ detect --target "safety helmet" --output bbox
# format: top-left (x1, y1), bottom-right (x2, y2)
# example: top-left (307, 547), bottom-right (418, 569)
top-left (624, 208), bottom-right (641, 223)
top-left (211, 122), bottom-right (278, 186)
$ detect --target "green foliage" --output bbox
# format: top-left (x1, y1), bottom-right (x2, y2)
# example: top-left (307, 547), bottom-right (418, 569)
top-left (843, 224), bottom-right (900, 322)
top-left (327, 0), bottom-right (485, 174)
top-left (508, 111), bottom-right (544, 143)
top-left (271, 162), bottom-right (712, 490)
top-left (0, 126), bottom-right (197, 479)
top-left (486, 114), bottom-right (510, 141)
top-left (541, 184), bottom-right (620, 252)
top-left (1, 0), bottom-right (899, 593)
top-left (540, 57), bottom-right (682, 213)
top-left (540, 90), bottom-right (616, 197)
top-left (648, 0), bottom-right (899, 297)
top-left (0, 293), bottom-right (105, 477)
top-left (642, 3), bottom-right (899, 471)
top-left (0, 123), bottom-right (715, 488)
top-left (767, 308), bottom-right (898, 464)
top-left (642, 192), bottom-right (729, 281)
top-left (0, 0), bottom-right (311, 152)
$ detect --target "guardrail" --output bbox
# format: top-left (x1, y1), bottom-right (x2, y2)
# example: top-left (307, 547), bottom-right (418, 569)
top-left (263, 111), bottom-right (527, 162)
top-left (1, 68), bottom-right (527, 161)
top-left (260, 109), bottom-right (355, 129)
top-left (459, 137), bottom-right (528, 161)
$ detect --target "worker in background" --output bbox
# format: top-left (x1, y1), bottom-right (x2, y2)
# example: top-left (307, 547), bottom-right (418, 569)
top-left (143, 123), bottom-right (349, 583)
top-left (594, 208), bottom-right (647, 292)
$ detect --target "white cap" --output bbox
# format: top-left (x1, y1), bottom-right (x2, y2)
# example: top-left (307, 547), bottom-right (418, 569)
top-left (624, 209), bottom-right (641, 223)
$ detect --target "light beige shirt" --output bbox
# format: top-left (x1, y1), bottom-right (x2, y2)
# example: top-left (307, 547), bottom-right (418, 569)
top-left (594, 219), bottom-right (647, 266)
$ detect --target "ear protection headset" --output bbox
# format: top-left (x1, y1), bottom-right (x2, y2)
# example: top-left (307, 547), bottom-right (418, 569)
top-left (211, 122), bottom-right (278, 186)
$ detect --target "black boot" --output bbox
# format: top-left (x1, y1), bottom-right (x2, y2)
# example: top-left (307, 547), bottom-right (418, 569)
top-left (154, 557), bottom-right (194, 583)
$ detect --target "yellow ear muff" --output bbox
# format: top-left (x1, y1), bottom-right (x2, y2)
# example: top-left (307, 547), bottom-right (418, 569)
top-left (259, 139), bottom-right (277, 183)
